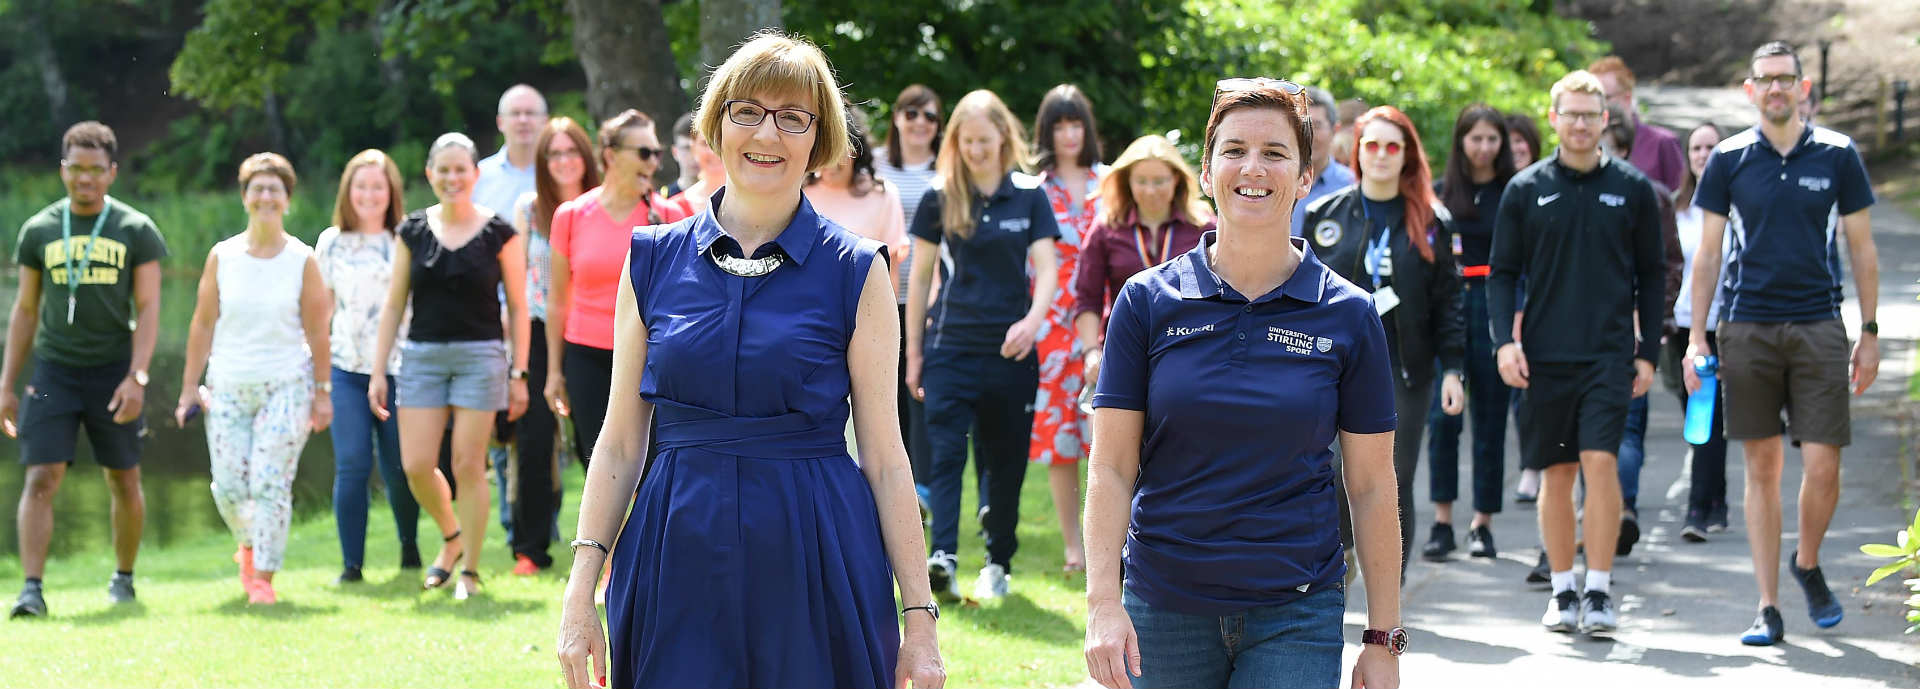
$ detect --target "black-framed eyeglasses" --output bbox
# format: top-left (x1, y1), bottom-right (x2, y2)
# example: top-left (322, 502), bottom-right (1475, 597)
top-left (725, 99), bottom-right (818, 135)
top-left (1749, 73), bottom-right (1802, 91)
top-left (609, 144), bottom-right (664, 161)
top-left (899, 108), bottom-right (940, 123)
top-left (1213, 77), bottom-right (1312, 135)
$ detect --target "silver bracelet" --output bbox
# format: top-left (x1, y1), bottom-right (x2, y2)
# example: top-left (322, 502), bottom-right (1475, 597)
top-left (569, 538), bottom-right (609, 555)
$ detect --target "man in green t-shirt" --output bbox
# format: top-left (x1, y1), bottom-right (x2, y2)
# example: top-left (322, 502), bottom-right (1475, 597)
top-left (3, 122), bottom-right (166, 618)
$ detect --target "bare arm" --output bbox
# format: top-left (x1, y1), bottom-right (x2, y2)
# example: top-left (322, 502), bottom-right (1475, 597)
top-left (1687, 213), bottom-right (1728, 341)
top-left (847, 254), bottom-right (945, 686)
top-left (557, 258), bottom-right (652, 689)
top-left (0, 266), bottom-right (43, 436)
top-left (1083, 406), bottom-right (1145, 689)
top-left (366, 241), bottom-right (412, 420)
top-left (1024, 238), bottom-right (1059, 324)
top-left (500, 233), bottom-right (531, 420)
top-left (1339, 428), bottom-right (1401, 630)
top-left (546, 250), bottom-right (574, 412)
top-left (1841, 208), bottom-right (1878, 394)
top-left (128, 261), bottom-right (162, 379)
top-left (174, 251), bottom-right (221, 426)
top-left (299, 255), bottom-right (333, 430)
top-left (903, 236), bottom-right (940, 397)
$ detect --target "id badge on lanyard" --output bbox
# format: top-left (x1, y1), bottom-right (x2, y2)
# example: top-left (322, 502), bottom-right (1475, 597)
top-left (1362, 204), bottom-right (1397, 316)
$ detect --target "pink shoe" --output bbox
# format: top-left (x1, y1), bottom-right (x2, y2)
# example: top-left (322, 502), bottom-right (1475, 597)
top-left (234, 546), bottom-right (256, 581)
top-left (245, 578), bottom-right (277, 605)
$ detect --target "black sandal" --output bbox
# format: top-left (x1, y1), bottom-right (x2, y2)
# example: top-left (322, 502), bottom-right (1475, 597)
top-left (454, 569), bottom-right (483, 600)
top-left (422, 530), bottom-right (462, 590)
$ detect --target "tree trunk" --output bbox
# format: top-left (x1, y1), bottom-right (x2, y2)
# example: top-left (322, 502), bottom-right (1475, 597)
top-left (699, 0), bottom-right (783, 81)
top-left (22, 3), bottom-right (69, 127)
top-left (567, 0), bottom-right (689, 183)
top-left (263, 86), bottom-right (290, 157)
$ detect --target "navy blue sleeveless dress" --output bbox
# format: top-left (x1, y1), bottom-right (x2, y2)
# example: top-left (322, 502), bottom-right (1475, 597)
top-left (606, 193), bottom-right (899, 688)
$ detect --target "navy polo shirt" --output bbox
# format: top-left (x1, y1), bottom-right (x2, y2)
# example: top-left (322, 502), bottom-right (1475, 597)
top-left (1092, 232), bottom-right (1397, 615)
top-left (909, 172), bottom-right (1061, 353)
top-left (1693, 125), bottom-right (1874, 323)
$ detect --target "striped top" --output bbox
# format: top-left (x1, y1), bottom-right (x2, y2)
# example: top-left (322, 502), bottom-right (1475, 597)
top-left (875, 149), bottom-right (937, 304)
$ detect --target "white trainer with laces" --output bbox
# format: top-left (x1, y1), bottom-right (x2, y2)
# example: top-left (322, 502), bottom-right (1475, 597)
top-left (974, 563), bottom-right (1009, 600)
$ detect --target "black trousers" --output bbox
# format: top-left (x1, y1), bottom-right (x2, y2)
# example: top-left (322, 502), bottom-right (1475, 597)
top-left (511, 319), bottom-right (560, 567)
top-left (898, 305), bottom-right (934, 486)
top-left (563, 344), bottom-right (616, 471)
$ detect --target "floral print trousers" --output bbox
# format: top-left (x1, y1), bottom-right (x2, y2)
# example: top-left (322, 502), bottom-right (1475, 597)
top-left (206, 375), bottom-right (313, 572)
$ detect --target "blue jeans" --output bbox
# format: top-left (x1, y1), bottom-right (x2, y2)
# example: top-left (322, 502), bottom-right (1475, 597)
top-left (1616, 394), bottom-right (1649, 514)
top-left (1123, 586), bottom-right (1345, 689)
top-left (1426, 278), bottom-right (1509, 515)
top-left (329, 367), bottom-right (420, 569)
top-left (921, 350), bottom-right (1036, 570)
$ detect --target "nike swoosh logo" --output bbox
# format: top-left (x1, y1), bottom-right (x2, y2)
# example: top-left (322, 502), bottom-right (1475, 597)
top-left (1537, 193), bottom-right (1561, 206)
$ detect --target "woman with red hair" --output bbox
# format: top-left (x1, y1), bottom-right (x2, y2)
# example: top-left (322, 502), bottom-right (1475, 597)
top-left (1301, 105), bottom-right (1465, 578)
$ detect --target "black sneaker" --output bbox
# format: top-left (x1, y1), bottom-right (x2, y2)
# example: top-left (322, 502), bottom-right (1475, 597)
top-left (1525, 552), bottom-right (1551, 588)
top-left (1681, 509), bottom-right (1709, 543)
top-left (1615, 510), bottom-right (1640, 557)
top-left (336, 566), bottom-right (365, 585)
top-left (1467, 525), bottom-right (1497, 558)
top-left (10, 584), bottom-right (46, 619)
top-left (1422, 523), bottom-right (1457, 561)
top-left (1788, 551), bottom-right (1843, 628)
top-left (1579, 590), bottom-right (1617, 636)
top-left (1740, 605), bottom-right (1785, 646)
top-left (1707, 503), bottom-right (1730, 533)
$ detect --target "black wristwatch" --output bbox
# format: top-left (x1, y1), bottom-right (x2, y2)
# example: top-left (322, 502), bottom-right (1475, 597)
top-left (1862, 320), bottom-right (1878, 336)
top-left (1361, 628), bottom-right (1407, 656)
top-left (901, 602), bottom-right (940, 620)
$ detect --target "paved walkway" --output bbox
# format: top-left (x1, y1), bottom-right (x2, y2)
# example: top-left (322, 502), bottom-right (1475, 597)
top-left (1333, 201), bottom-right (1920, 686)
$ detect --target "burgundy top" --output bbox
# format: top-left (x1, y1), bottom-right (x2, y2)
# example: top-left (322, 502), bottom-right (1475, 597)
top-left (1073, 210), bottom-right (1211, 322)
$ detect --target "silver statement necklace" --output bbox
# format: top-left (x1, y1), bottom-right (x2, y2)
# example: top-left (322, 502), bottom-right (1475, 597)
top-left (708, 244), bottom-right (784, 277)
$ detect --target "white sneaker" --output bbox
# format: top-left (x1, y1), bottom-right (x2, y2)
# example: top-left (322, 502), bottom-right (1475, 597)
top-left (973, 563), bottom-right (1010, 600)
top-left (927, 552), bottom-right (960, 602)
top-left (1542, 589), bottom-right (1579, 633)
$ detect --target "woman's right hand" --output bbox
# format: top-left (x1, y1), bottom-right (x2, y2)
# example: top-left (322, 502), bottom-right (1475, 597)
top-left (557, 597), bottom-right (608, 689)
top-left (1084, 597), bottom-right (1142, 689)
top-left (1082, 349), bottom-right (1103, 390)
top-left (367, 374), bottom-right (391, 422)
top-left (173, 386), bottom-right (208, 428)
top-left (546, 370), bottom-right (571, 417)
top-left (905, 350), bottom-right (925, 401)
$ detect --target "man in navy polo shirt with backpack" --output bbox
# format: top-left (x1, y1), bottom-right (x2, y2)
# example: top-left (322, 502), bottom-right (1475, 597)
top-left (1685, 41), bottom-right (1879, 647)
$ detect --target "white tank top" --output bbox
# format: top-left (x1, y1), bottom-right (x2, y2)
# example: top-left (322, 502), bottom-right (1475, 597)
top-left (209, 233), bottom-right (314, 387)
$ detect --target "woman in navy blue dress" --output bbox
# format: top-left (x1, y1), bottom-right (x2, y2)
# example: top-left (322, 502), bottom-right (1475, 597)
top-left (555, 32), bottom-right (946, 689)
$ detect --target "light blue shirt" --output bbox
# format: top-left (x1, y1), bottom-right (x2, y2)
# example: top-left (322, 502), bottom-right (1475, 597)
top-left (1291, 161), bottom-right (1355, 237)
top-left (474, 148), bottom-right (535, 220)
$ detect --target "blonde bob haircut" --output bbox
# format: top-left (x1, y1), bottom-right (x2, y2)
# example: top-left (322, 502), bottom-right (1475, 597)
top-left (331, 149), bottom-right (405, 232)
top-left (694, 30), bottom-right (850, 174)
top-left (1550, 70), bottom-right (1607, 110)
top-left (238, 152), bottom-right (298, 193)
top-left (936, 89), bottom-right (1031, 240)
top-left (1097, 134), bottom-right (1211, 230)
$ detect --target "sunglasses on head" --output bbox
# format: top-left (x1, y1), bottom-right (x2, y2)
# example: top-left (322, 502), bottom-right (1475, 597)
top-left (1359, 138), bottom-right (1403, 156)
top-left (899, 108), bottom-right (940, 123)
top-left (1213, 77), bottom-right (1312, 135)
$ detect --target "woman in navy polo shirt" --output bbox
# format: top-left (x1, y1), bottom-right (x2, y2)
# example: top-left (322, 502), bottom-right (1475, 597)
top-left (1083, 80), bottom-right (1404, 689)
top-left (904, 89), bottom-right (1060, 602)
top-left (1302, 105), bottom-right (1466, 577)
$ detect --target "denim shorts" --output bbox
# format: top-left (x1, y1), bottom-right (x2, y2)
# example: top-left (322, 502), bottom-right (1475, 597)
top-left (396, 339), bottom-right (508, 411)
top-left (1123, 585), bottom-right (1345, 689)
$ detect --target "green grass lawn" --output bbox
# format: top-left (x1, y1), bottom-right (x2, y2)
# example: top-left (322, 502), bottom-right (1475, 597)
top-left (0, 458), bottom-right (1092, 688)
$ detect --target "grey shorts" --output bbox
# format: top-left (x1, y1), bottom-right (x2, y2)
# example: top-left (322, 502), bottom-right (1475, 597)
top-left (1718, 319), bottom-right (1851, 447)
top-left (396, 340), bottom-right (508, 411)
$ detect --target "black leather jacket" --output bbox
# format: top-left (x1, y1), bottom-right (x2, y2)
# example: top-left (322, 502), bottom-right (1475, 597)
top-left (1301, 186), bottom-right (1465, 385)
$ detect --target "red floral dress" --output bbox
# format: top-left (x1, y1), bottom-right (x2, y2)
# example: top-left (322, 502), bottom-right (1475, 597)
top-left (1030, 166), bottom-right (1104, 465)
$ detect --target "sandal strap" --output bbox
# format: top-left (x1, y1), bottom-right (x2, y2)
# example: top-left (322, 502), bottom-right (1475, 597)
top-left (442, 530), bottom-right (462, 543)
top-left (461, 569), bottom-right (482, 582)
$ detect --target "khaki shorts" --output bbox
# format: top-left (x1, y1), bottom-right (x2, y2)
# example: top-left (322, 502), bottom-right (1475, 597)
top-left (1718, 319), bottom-right (1850, 446)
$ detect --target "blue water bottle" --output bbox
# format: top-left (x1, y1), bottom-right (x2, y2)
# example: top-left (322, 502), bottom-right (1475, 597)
top-left (1684, 355), bottom-right (1718, 445)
